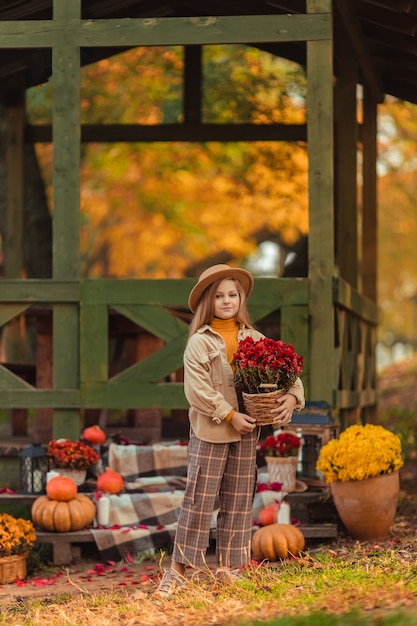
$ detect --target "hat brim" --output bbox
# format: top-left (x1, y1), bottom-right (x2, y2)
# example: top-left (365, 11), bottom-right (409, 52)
top-left (188, 267), bottom-right (254, 312)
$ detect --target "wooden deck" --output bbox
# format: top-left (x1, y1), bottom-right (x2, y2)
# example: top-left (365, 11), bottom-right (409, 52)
top-left (2, 493), bottom-right (338, 564)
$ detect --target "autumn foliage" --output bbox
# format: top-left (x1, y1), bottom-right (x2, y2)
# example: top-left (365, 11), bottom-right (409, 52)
top-left (29, 45), bottom-right (308, 279)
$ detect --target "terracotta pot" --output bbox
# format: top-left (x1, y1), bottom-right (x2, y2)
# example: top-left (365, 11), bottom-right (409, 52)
top-left (330, 471), bottom-right (399, 540)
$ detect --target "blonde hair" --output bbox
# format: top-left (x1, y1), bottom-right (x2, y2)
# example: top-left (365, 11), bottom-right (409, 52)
top-left (188, 277), bottom-right (253, 338)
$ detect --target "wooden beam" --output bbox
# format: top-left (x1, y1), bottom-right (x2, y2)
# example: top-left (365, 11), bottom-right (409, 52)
top-left (334, 0), bottom-right (385, 103)
top-left (0, 14), bottom-right (331, 48)
top-left (334, 21), bottom-right (358, 287)
top-left (4, 81), bottom-right (25, 279)
top-left (361, 84), bottom-right (378, 302)
top-left (51, 0), bottom-right (81, 441)
top-left (25, 122), bottom-right (308, 143)
top-left (307, 0), bottom-right (334, 406)
top-left (184, 46), bottom-right (202, 124)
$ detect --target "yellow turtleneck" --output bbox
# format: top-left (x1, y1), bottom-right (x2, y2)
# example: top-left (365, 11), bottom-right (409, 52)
top-left (210, 317), bottom-right (240, 423)
top-left (210, 317), bottom-right (239, 370)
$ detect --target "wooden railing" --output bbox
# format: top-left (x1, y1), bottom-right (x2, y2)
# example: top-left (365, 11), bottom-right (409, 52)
top-left (0, 276), bottom-right (377, 439)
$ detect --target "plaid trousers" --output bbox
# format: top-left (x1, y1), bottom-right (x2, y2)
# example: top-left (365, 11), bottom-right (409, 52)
top-left (172, 429), bottom-right (258, 568)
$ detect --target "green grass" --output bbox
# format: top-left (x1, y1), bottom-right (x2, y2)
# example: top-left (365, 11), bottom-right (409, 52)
top-left (1, 541), bottom-right (417, 625)
top-left (242, 613), bottom-right (417, 626)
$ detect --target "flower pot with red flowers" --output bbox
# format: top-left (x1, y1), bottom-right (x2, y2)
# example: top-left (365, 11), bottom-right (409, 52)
top-left (234, 337), bottom-right (303, 426)
top-left (47, 439), bottom-right (100, 485)
top-left (258, 432), bottom-right (301, 492)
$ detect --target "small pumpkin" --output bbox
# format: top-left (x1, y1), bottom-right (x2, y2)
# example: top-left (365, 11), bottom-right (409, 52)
top-left (82, 425), bottom-right (106, 445)
top-left (251, 523), bottom-right (305, 561)
top-left (46, 475), bottom-right (78, 502)
top-left (31, 494), bottom-right (96, 532)
top-left (259, 502), bottom-right (279, 526)
top-left (96, 467), bottom-right (124, 494)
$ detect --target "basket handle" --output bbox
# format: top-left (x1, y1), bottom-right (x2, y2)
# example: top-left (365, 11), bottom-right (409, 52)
top-left (258, 383), bottom-right (278, 393)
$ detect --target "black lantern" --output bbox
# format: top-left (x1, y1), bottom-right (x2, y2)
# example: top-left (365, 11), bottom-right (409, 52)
top-left (281, 401), bottom-right (339, 483)
top-left (19, 444), bottom-right (49, 494)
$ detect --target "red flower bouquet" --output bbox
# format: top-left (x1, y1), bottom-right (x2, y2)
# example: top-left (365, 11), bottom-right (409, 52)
top-left (47, 439), bottom-right (99, 471)
top-left (258, 432), bottom-right (301, 458)
top-left (234, 337), bottom-right (303, 394)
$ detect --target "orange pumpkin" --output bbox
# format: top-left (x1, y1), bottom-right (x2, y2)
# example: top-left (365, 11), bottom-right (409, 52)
top-left (46, 475), bottom-right (78, 501)
top-left (259, 502), bottom-right (279, 526)
top-left (96, 468), bottom-right (124, 494)
top-left (82, 425), bottom-right (106, 445)
top-left (251, 523), bottom-right (305, 561)
top-left (31, 494), bottom-right (96, 532)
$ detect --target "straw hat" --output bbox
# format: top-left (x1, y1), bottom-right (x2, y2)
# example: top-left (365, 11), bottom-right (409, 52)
top-left (188, 264), bottom-right (254, 312)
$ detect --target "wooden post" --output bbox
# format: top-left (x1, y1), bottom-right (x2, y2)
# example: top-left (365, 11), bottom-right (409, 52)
top-left (307, 0), bottom-right (334, 407)
top-left (51, 0), bottom-right (81, 440)
top-left (334, 20), bottom-right (358, 287)
top-left (4, 79), bottom-right (27, 436)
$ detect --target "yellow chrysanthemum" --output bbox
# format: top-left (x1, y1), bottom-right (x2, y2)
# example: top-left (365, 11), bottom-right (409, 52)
top-left (316, 424), bottom-right (404, 483)
top-left (0, 513), bottom-right (36, 557)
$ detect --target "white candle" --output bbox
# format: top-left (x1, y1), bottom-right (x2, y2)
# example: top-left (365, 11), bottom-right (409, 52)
top-left (46, 470), bottom-right (60, 483)
top-left (26, 469), bottom-right (43, 492)
top-left (97, 496), bottom-right (110, 526)
top-left (278, 500), bottom-right (291, 524)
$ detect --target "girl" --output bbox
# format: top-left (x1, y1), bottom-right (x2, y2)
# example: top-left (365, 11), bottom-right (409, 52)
top-left (155, 264), bottom-right (305, 598)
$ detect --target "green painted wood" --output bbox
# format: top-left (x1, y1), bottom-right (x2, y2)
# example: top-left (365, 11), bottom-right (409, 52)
top-left (0, 390), bottom-right (79, 407)
top-left (0, 304), bottom-right (31, 327)
top-left (80, 304), bottom-right (108, 383)
top-left (0, 281), bottom-right (79, 301)
top-left (307, 0), bottom-right (334, 406)
top-left (81, 382), bottom-right (187, 409)
top-left (333, 277), bottom-right (378, 324)
top-left (53, 409), bottom-right (82, 441)
top-left (0, 457), bottom-right (20, 490)
top-left (0, 15), bottom-right (331, 47)
top-left (248, 279), bottom-right (309, 323)
top-left (0, 364), bottom-right (33, 390)
top-left (52, 7), bottom-right (80, 280)
top-left (53, 305), bottom-right (78, 389)
top-left (280, 304), bottom-right (309, 399)
top-left (252, 278), bottom-right (309, 305)
top-left (112, 304), bottom-right (189, 341)
top-left (108, 333), bottom-right (188, 386)
top-left (81, 278), bottom-right (194, 306)
top-left (51, 0), bottom-right (81, 441)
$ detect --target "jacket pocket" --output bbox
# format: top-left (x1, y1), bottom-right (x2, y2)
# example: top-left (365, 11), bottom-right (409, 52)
top-left (207, 350), bottom-right (222, 387)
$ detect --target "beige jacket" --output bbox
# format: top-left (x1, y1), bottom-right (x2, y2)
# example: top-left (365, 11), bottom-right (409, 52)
top-left (183, 324), bottom-right (305, 444)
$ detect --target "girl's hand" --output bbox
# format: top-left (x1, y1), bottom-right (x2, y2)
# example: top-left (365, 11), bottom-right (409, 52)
top-left (270, 393), bottom-right (297, 425)
top-left (230, 411), bottom-right (257, 434)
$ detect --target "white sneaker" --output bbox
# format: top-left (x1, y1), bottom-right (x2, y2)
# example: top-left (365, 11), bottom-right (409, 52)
top-left (215, 567), bottom-right (243, 582)
top-left (154, 568), bottom-right (187, 600)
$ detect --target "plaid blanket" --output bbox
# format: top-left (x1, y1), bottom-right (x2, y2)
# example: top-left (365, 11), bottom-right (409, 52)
top-left (90, 524), bottom-right (179, 562)
top-left (90, 489), bottom-right (283, 562)
top-left (124, 475), bottom-right (188, 492)
top-left (108, 443), bottom-right (188, 481)
top-left (89, 443), bottom-right (285, 562)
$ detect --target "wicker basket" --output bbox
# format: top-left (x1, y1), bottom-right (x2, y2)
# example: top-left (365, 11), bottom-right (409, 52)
top-left (242, 386), bottom-right (287, 426)
top-left (0, 554), bottom-right (27, 584)
top-left (266, 456), bottom-right (298, 492)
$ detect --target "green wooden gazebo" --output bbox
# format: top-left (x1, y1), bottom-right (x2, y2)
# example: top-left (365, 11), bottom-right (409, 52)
top-left (0, 0), bottom-right (416, 447)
